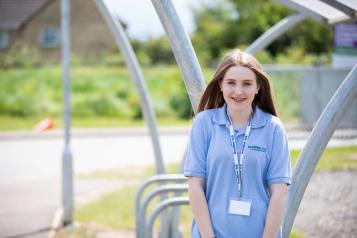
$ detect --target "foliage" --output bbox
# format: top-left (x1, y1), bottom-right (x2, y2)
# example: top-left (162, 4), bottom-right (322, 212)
top-left (0, 67), bottom-right (61, 116)
top-left (190, 0), bottom-right (333, 65)
top-left (275, 46), bottom-right (331, 65)
top-left (0, 66), bottom-right (186, 121)
top-left (99, 53), bottom-right (126, 67)
top-left (142, 37), bottom-right (176, 65)
top-left (130, 36), bottom-right (176, 66)
top-left (0, 0), bottom-right (334, 69)
top-left (191, 0), bottom-right (239, 66)
top-left (1, 43), bottom-right (41, 68)
top-left (0, 65), bottom-right (302, 128)
top-left (169, 80), bottom-right (193, 119)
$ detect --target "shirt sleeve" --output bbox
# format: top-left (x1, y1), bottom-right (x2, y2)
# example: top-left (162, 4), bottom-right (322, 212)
top-left (183, 113), bottom-right (207, 179)
top-left (266, 121), bottom-right (291, 185)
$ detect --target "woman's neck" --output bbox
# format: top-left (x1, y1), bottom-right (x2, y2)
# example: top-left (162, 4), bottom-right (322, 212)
top-left (227, 106), bottom-right (253, 129)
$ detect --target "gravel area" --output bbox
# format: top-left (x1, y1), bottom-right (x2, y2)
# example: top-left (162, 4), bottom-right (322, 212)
top-left (294, 171), bottom-right (357, 238)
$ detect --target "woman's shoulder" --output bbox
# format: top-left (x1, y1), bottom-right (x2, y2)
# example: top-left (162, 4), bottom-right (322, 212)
top-left (258, 108), bottom-right (285, 131)
top-left (195, 108), bottom-right (219, 120)
top-left (192, 107), bottom-right (220, 127)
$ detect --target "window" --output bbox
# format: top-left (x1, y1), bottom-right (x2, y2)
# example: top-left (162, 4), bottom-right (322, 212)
top-left (0, 31), bottom-right (9, 49)
top-left (39, 27), bottom-right (59, 48)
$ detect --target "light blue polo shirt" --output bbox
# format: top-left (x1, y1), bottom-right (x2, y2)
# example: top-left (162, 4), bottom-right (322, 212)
top-left (184, 104), bottom-right (291, 238)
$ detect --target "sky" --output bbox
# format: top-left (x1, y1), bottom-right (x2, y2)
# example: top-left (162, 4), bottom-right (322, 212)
top-left (103, 0), bottom-right (202, 40)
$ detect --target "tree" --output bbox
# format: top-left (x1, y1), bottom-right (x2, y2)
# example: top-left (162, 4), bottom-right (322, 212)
top-left (191, 0), bottom-right (333, 63)
top-left (190, 0), bottom-right (239, 65)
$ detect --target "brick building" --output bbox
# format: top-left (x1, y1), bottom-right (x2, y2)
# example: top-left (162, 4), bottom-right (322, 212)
top-left (0, 0), bottom-right (117, 63)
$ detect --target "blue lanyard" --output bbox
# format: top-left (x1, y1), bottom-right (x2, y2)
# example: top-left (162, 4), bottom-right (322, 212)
top-left (227, 111), bottom-right (252, 198)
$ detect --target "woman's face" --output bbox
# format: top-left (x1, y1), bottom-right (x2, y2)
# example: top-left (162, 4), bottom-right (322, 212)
top-left (220, 65), bottom-right (259, 114)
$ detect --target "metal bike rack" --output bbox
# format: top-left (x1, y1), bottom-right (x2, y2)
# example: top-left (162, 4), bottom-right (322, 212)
top-left (135, 174), bottom-right (187, 238)
top-left (138, 184), bottom-right (188, 238)
top-left (145, 197), bottom-right (190, 238)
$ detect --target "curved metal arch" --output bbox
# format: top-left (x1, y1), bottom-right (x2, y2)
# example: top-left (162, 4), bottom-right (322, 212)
top-left (135, 174), bottom-right (187, 238)
top-left (245, 13), bottom-right (307, 55)
top-left (282, 66), bottom-right (357, 236)
top-left (150, 1), bottom-right (207, 236)
top-left (94, 0), bottom-right (165, 175)
top-left (151, 0), bottom-right (206, 114)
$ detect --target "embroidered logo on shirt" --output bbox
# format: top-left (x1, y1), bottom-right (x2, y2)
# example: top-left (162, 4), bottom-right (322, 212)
top-left (248, 145), bottom-right (266, 152)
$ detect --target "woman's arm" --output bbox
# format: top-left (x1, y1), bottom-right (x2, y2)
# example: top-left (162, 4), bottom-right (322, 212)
top-left (188, 176), bottom-right (216, 238)
top-left (262, 183), bottom-right (288, 238)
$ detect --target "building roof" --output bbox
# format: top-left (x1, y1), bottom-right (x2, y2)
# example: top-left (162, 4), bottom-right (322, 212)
top-left (0, 0), bottom-right (51, 30)
top-left (275, 0), bottom-right (357, 25)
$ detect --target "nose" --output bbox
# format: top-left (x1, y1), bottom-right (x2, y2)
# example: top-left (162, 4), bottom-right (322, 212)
top-left (233, 85), bottom-right (243, 95)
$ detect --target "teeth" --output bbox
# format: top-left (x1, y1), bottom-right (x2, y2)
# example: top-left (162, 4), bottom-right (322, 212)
top-left (232, 97), bottom-right (245, 101)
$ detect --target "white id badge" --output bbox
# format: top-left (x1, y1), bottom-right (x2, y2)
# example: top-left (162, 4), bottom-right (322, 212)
top-left (228, 198), bottom-right (251, 216)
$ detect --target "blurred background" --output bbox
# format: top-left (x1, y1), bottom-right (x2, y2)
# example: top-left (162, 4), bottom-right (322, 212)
top-left (0, 0), bottom-right (356, 237)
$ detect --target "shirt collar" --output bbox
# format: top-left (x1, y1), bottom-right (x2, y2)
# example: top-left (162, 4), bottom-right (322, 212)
top-left (212, 103), bottom-right (267, 129)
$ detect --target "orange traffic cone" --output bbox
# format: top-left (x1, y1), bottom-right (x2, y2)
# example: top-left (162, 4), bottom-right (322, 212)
top-left (33, 118), bottom-right (55, 132)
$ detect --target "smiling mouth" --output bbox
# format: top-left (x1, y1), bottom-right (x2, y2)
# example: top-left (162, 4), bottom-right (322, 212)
top-left (231, 97), bottom-right (246, 103)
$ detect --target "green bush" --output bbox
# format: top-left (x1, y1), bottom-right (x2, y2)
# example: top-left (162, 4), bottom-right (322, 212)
top-left (100, 53), bottom-right (126, 67)
top-left (169, 91), bottom-right (192, 119)
top-left (0, 65), bottom-right (301, 123)
top-left (2, 43), bottom-right (40, 68)
top-left (275, 46), bottom-right (331, 65)
top-left (0, 67), bottom-right (61, 116)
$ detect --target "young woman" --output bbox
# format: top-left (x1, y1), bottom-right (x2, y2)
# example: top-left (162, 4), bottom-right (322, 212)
top-left (184, 49), bottom-right (291, 238)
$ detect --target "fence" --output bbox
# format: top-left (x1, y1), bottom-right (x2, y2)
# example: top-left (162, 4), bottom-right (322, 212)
top-left (266, 66), bottom-right (357, 128)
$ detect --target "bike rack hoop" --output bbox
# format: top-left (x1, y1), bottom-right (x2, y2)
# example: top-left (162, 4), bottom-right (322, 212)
top-left (145, 196), bottom-right (190, 238)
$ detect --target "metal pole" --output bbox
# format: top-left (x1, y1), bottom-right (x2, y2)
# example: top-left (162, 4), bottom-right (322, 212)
top-left (282, 66), bottom-right (357, 237)
top-left (150, 1), bottom-right (206, 236)
top-left (94, 2), bottom-right (170, 236)
top-left (245, 13), bottom-right (306, 55)
top-left (151, 0), bottom-right (206, 114)
top-left (94, 0), bottom-right (165, 175)
top-left (61, 0), bottom-right (73, 225)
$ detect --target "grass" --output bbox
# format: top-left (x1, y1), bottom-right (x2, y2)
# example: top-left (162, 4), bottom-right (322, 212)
top-left (0, 115), bottom-right (190, 131)
top-left (291, 146), bottom-right (357, 171)
top-left (72, 146), bottom-right (357, 237)
top-left (57, 226), bottom-right (96, 238)
top-left (290, 231), bottom-right (304, 238)
top-left (76, 186), bottom-right (138, 229)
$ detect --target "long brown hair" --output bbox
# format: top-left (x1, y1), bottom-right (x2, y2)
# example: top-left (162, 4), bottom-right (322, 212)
top-left (197, 49), bottom-right (277, 116)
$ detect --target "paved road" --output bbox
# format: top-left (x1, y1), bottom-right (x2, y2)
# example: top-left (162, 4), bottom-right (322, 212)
top-left (0, 128), bottom-right (191, 238)
top-left (0, 127), bottom-right (356, 237)
top-left (0, 128), bottom-right (190, 185)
